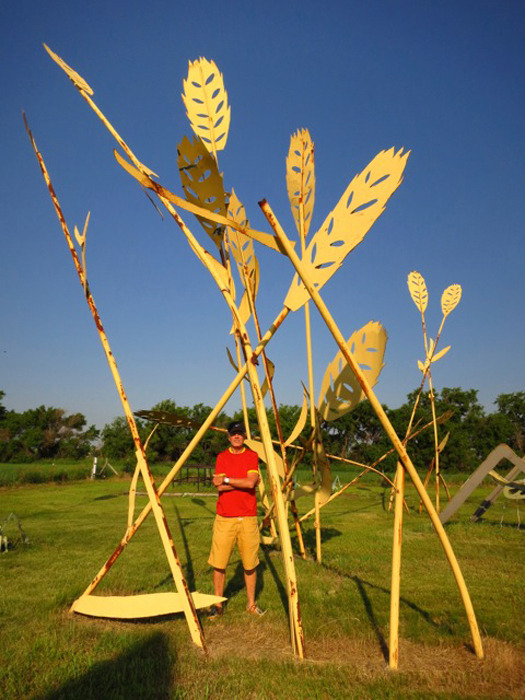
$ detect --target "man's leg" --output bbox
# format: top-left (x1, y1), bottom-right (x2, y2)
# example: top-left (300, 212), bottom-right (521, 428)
top-left (213, 567), bottom-right (226, 605)
top-left (244, 567), bottom-right (256, 609)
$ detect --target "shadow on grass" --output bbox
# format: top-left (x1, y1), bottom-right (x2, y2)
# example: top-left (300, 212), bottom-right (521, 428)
top-left (190, 497), bottom-right (216, 516)
top-left (321, 562), bottom-right (454, 660)
top-left (223, 560), bottom-right (266, 606)
top-left (300, 526), bottom-right (342, 558)
top-left (172, 503), bottom-right (196, 590)
top-left (352, 575), bottom-right (389, 661)
top-left (473, 517), bottom-right (524, 531)
top-left (38, 632), bottom-right (175, 700)
top-left (261, 547), bottom-right (288, 613)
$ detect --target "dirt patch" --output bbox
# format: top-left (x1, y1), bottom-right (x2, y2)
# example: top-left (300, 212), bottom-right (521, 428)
top-left (206, 622), bottom-right (525, 698)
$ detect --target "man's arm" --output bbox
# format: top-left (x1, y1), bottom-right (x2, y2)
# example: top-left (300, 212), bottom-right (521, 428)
top-left (213, 471), bottom-right (260, 490)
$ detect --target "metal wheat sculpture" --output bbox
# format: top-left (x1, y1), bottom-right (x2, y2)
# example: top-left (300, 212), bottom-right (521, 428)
top-left (27, 45), bottom-right (484, 667)
top-left (23, 115), bottom-right (219, 652)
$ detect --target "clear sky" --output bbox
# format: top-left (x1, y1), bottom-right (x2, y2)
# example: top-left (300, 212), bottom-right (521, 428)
top-left (2, 0), bottom-right (524, 430)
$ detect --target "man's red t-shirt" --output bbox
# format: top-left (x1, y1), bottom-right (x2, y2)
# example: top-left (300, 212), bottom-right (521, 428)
top-left (214, 446), bottom-right (259, 517)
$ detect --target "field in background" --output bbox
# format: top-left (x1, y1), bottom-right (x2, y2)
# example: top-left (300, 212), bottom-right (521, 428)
top-left (0, 471), bottom-right (523, 699)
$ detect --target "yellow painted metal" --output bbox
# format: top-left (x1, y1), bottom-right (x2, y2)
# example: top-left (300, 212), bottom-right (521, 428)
top-left (286, 128), bottom-right (319, 560)
top-left (441, 284), bottom-right (462, 317)
top-left (318, 322), bottom-right (387, 422)
top-left (83, 306), bottom-right (290, 599)
top-left (299, 417), bottom-right (447, 522)
top-left (127, 459), bottom-right (140, 530)
top-left (42, 45), bottom-right (285, 257)
top-left (260, 199), bottom-right (484, 663)
top-left (284, 148), bottom-right (409, 312)
top-left (43, 43), bottom-right (94, 95)
top-left (286, 128), bottom-right (315, 239)
top-left (227, 185), bottom-right (306, 558)
top-left (41, 43), bottom-right (482, 665)
top-left (408, 270), bottom-right (428, 314)
top-left (38, 48), bottom-right (307, 654)
top-left (227, 189), bottom-right (260, 329)
top-left (71, 591), bottom-right (226, 619)
top-left (177, 135), bottom-right (227, 250)
top-left (114, 144), bottom-right (306, 656)
top-left (390, 463), bottom-right (405, 669)
top-left (284, 390), bottom-right (309, 447)
top-left (73, 211), bottom-right (90, 297)
top-left (299, 467), bottom-right (389, 522)
top-left (115, 149), bottom-right (288, 256)
top-left (182, 57), bottom-right (231, 159)
top-left (409, 274), bottom-right (462, 514)
top-left (392, 273), bottom-right (462, 666)
top-left (25, 115), bottom-right (206, 651)
top-left (245, 439), bottom-right (285, 478)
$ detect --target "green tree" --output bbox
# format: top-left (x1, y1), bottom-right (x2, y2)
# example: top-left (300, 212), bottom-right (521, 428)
top-left (0, 398), bottom-right (98, 462)
top-left (100, 416), bottom-right (148, 461)
top-left (495, 392), bottom-right (525, 454)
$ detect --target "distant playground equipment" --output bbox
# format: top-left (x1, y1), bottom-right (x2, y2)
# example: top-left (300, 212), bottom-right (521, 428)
top-left (91, 457), bottom-right (119, 479)
top-left (0, 513), bottom-right (29, 552)
top-left (25, 46), bottom-right (485, 666)
top-left (439, 444), bottom-right (525, 525)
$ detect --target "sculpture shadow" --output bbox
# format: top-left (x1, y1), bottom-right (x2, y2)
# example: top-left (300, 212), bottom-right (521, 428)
top-left (261, 546), bottom-right (288, 612)
top-left (38, 632), bottom-right (174, 700)
top-left (300, 526), bottom-right (342, 558)
top-left (223, 560), bottom-right (266, 606)
top-left (322, 562), bottom-right (454, 661)
top-left (172, 503), bottom-right (196, 590)
top-left (190, 497), bottom-right (216, 516)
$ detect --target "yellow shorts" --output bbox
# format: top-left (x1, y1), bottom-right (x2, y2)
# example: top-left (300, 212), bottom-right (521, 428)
top-left (208, 515), bottom-right (260, 570)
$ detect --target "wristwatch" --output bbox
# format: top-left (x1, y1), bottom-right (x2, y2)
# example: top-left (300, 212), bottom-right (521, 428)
top-left (224, 476), bottom-right (230, 484)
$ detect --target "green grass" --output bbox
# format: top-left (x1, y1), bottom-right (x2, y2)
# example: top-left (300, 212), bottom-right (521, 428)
top-left (0, 473), bottom-right (523, 699)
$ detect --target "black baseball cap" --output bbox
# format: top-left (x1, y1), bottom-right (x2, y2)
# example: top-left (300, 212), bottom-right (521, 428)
top-left (227, 421), bottom-right (246, 436)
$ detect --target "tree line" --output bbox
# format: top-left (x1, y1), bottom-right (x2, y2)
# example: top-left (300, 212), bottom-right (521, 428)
top-left (1, 389), bottom-right (523, 472)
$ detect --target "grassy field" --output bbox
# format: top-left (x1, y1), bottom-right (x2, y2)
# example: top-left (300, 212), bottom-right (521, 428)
top-left (0, 469), bottom-right (523, 699)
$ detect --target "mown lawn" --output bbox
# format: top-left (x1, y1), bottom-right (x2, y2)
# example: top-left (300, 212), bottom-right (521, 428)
top-left (0, 470), bottom-right (523, 699)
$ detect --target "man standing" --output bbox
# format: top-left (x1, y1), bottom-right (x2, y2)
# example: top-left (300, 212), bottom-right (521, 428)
top-left (208, 421), bottom-right (264, 618)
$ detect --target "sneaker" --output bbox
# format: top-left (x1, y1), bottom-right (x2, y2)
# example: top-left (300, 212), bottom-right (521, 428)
top-left (207, 604), bottom-right (224, 620)
top-left (246, 603), bottom-right (266, 617)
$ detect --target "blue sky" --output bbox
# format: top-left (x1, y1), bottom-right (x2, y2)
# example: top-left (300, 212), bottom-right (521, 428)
top-left (2, 0), bottom-right (524, 430)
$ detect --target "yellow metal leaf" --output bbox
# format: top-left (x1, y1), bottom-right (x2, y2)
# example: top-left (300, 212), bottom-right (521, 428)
top-left (74, 211), bottom-right (91, 248)
top-left (225, 346), bottom-right (238, 372)
top-left (284, 390), bottom-right (309, 447)
top-left (441, 284), bottom-right (462, 317)
top-left (315, 432), bottom-right (332, 504)
top-left (114, 150), bottom-right (283, 253)
top-left (245, 438), bottom-right (285, 478)
top-left (431, 345), bottom-right (451, 363)
top-left (226, 190), bottom-right (260, 330)
top-left (286, 128), bottom-right (315, 239)
top-left (317, 322), bottom-right (387, 422)
top-left (74, 225), bottom-right (84, 248)
top-left (227, 190), bottom-right (260, 312)
top-left (260, 358), bottom-right (275, 399)
top-left (284, 148), bottom-right (409, 312)
top-left (408, 271), bottom-right (428, 314)
top-left (417, 359), bottom-right (426, 373)
top-left (438, 432), bottom-right (450, 454)
top-left (71, 591), bottom-right (225, 619)
top-left (182, 58), bottom-right (231, 156)
top-left (292, 483), bottom-right (315, 499)
top-left (177, 135), bottom-right (227, 250)
top-left (44, 44), bottom-right (94, 95)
